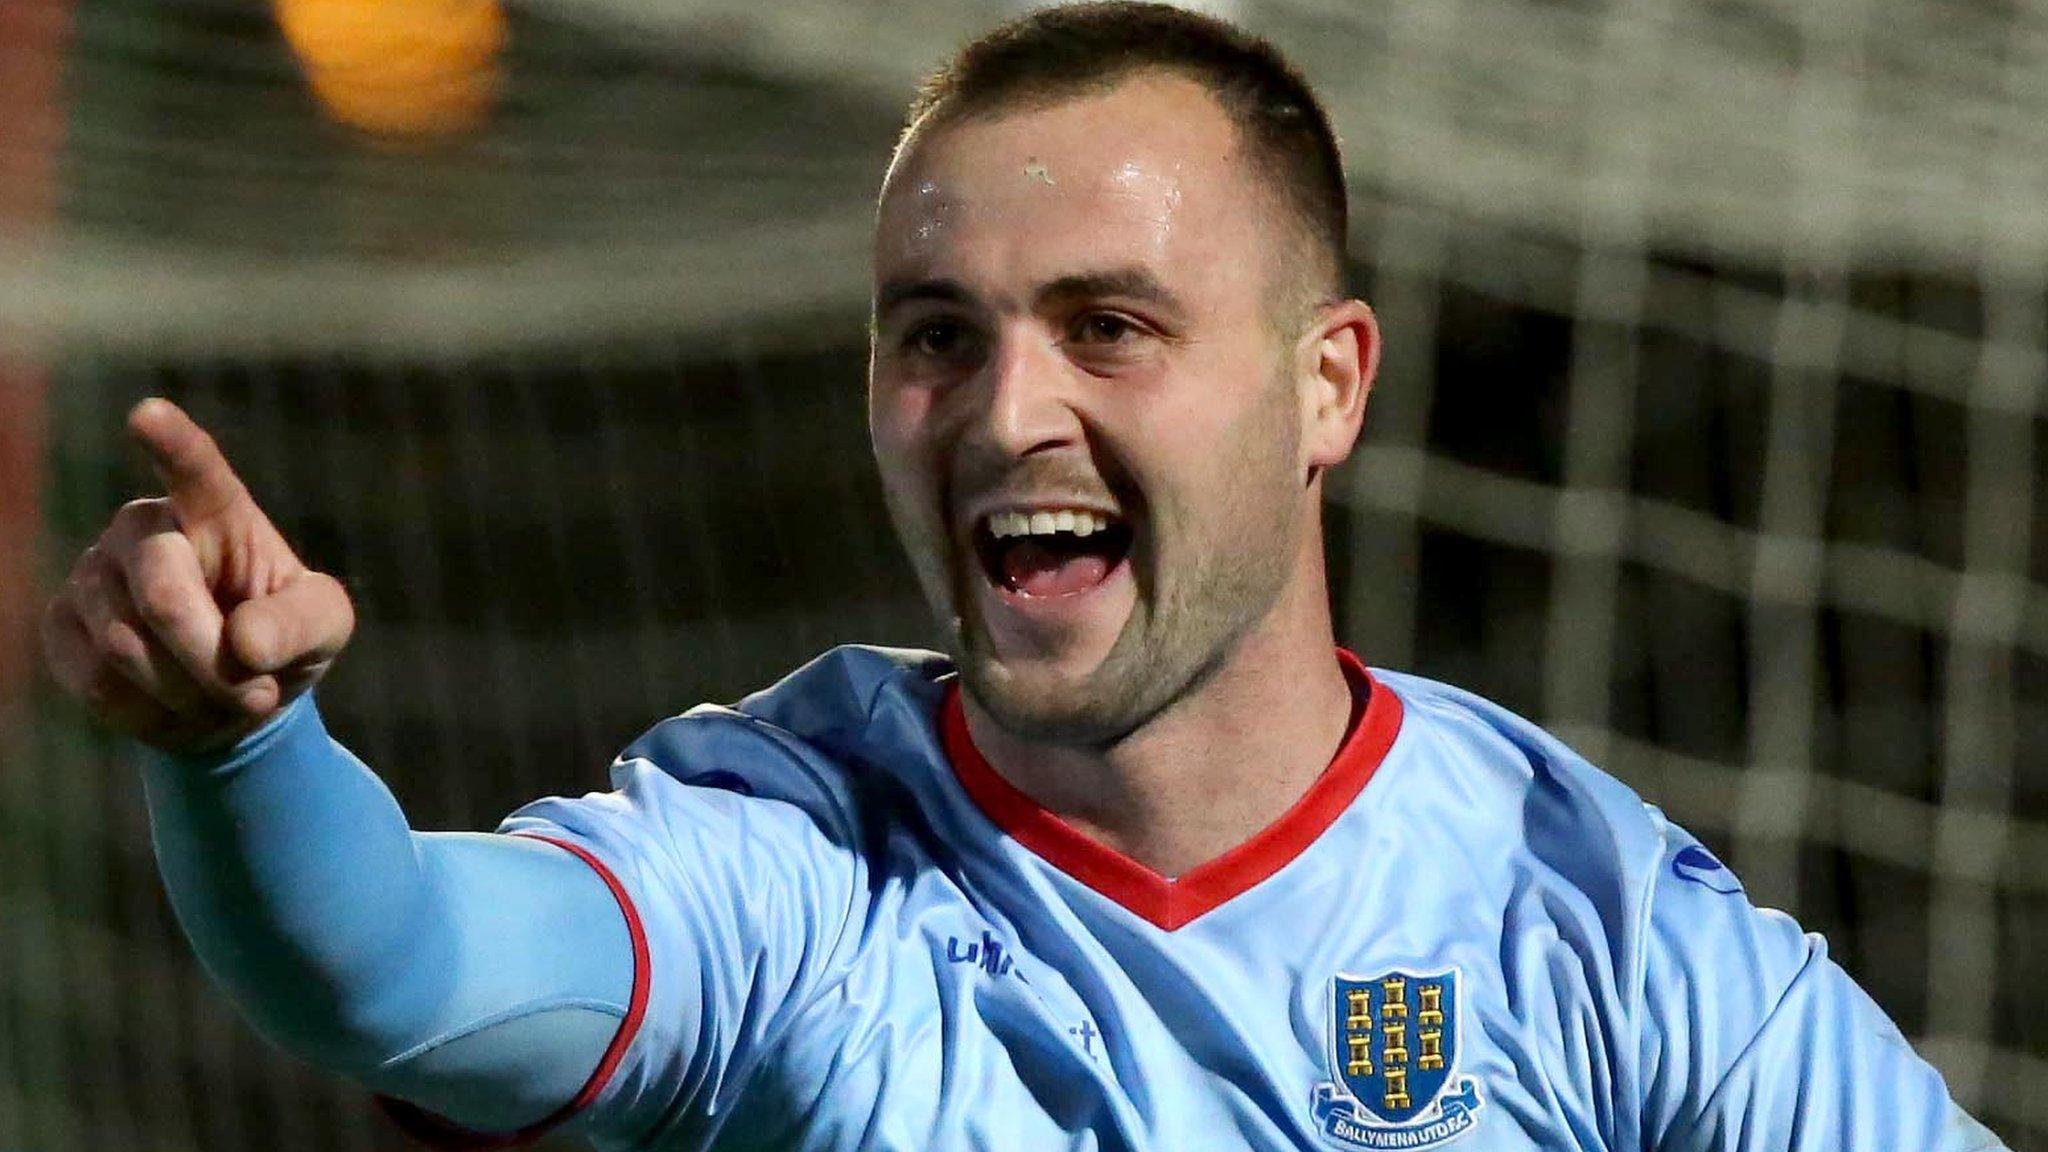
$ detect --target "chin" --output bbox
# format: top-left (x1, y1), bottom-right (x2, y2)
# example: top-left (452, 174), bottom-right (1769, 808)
top-left (954, 624), bottom-right (1182, 747)
top-left (960, 664), bottom-right (1134, 746)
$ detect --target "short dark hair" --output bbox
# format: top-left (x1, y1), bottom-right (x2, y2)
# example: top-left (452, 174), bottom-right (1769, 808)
top-left (899, 1), bottom-right (1348, 297)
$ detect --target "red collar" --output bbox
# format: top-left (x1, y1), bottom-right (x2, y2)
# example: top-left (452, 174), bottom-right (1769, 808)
top-left (940, 649), bottom-right (1403, 931)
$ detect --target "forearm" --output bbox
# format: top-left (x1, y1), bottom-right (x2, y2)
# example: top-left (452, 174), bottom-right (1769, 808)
top-left (144, 695), bottom-right (436, 1062)
top-left (142, 695), bottom-right (635, 1132)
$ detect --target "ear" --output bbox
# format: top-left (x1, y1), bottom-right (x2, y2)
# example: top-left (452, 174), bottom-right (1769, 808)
top-left (1298, 299), bottom-right (1380, 479)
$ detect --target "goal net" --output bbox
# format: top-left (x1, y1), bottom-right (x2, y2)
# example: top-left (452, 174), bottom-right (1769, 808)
top-left (3, 0), bottom-right (2042, 1149)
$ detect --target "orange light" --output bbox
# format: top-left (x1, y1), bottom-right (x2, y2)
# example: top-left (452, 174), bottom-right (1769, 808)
top-left (275, 0), bottom-right (505, 139)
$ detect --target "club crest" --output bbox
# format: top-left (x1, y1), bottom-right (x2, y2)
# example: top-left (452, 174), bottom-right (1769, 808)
top-left (1311, 968), bottom-right (1482, 1150)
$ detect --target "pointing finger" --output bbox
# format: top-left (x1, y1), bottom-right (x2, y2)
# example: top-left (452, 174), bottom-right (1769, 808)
top-left (127, 398), bottom-right (251, 525)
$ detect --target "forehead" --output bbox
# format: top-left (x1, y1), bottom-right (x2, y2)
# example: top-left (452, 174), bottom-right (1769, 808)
top-left (874, 74), bottom-right (1272, 294)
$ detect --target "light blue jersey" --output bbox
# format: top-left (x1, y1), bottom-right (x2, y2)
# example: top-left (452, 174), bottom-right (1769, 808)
top-left (148, 645), bottom-right (2007, 1151)
top-left (479, 646), bottom-right (1999, 1151)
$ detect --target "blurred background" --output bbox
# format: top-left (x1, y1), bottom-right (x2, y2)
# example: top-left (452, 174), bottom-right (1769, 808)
top-left (1, 0), bottom-right (2043, 1148)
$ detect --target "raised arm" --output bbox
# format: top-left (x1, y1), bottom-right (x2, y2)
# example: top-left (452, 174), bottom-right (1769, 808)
top-left (42, 399), bottom-right (636, 1140)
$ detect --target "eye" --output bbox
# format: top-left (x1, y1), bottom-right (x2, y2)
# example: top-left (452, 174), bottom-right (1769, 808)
top-left (905, 318), bottom-right (974, 359)
top-left (1070, 312), bottom-right (1142, 345)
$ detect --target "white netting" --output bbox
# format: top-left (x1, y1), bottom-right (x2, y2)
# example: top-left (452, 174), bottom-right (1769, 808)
top-left (2, 1), bottom-right (2043, 1149)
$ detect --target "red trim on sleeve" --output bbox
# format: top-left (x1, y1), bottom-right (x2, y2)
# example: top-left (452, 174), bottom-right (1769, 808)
top-left (941, 648), bottom-right (1404, 932)
top-left (377, 834), bottom-right (652, 1150)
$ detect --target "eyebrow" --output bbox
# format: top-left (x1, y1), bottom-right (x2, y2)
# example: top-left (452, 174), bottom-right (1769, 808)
top-left (1036, 269), bottom-right (1185, 316)
top-left (875, 277), bottom-right (976, 318)
top-left (874, 267), bottom-right (1187, 319)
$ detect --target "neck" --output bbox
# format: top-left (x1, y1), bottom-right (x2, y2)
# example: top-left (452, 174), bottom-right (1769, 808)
top-left (958, 565), bottom-right (1355, 879)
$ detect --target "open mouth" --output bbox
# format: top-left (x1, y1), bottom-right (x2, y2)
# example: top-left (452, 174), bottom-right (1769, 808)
top-left (972, 508), bottom-right (1135, 598)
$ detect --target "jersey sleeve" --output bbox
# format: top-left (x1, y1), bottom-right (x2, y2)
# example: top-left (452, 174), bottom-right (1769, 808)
top-left (143, 695), bottom-right (640, 1143)
top-left (493, 714), bottom-right (871, 1151)
top-left (1636, 817), bottom-right (2009, 1152)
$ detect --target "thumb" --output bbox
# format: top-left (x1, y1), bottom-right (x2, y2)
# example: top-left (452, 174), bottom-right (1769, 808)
top-left (226, 570), bottom-right (356, 677)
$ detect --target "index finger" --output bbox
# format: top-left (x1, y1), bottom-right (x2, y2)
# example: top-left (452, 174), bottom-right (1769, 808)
top-left (127, 398), bottom-right (250, 524)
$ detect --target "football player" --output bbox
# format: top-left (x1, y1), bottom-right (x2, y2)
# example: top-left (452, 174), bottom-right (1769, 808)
top-left (42, 4), bottom-right (2008, 1149)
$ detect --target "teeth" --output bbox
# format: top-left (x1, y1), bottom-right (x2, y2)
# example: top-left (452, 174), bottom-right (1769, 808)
top-left (985, 508), bottom-right (1117, 539)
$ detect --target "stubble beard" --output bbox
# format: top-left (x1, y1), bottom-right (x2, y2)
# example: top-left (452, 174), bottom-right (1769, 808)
top-left (952, 532), bottom-right (1293, 748)
top-left (941, 379), bottom-right (1306, 750)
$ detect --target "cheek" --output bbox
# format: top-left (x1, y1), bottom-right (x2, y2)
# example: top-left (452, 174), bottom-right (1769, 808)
top-left (869, 379), bottom-right (934, 477)
top-left (1141, 382), bottom-right (1301, 550)
top-left (870, 384), bottom-right (959, 567)
top-left (1120, 350), bottom-right (1289, 484)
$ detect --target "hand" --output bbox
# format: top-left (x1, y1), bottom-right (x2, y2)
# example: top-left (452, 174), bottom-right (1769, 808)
top-left (41, 398), bottom-right (356, 754)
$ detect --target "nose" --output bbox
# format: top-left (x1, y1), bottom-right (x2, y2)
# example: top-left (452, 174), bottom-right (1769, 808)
top-left (974, 327), bottom-right (1082, 460)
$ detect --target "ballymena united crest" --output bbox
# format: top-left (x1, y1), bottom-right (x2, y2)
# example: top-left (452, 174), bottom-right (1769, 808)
top-left (1311, 969), bottom-right (1483, 1150)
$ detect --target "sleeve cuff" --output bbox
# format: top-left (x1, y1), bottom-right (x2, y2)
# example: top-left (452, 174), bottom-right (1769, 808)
top-left (148, 693), bottom-right (328, 780)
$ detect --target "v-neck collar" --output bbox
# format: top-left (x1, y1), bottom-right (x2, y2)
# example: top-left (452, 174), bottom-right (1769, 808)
top-left (940, 649), bottom-right (1404, 931)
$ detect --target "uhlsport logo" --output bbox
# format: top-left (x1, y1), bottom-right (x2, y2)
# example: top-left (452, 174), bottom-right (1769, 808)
top-left (1311, 968), bottom-right (1482, 1150)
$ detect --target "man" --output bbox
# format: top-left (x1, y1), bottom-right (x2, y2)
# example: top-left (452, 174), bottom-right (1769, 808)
top-left (41, 4), bottom-right (2008, 1150)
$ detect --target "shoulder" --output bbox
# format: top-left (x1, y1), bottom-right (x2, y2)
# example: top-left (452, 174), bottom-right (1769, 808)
top-left (1372, 669), bottom-right (1668, 866)
top-left (1369, 670), bottom-right (1698, 966)
top-left (732, 643), bottom-right (955, 748)
top-left (1372, 672), bottom-right (1822, 1001)
top-left (595, 645), bottom-right (954, 834)
top-left (502, 646), bottom-right (956, 932)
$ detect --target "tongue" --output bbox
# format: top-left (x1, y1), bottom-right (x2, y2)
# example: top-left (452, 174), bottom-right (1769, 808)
top-left (1001, 540), bottom-right (1112, 597)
